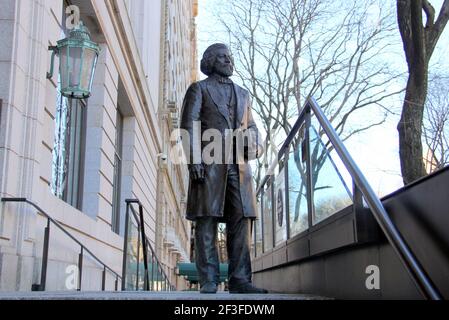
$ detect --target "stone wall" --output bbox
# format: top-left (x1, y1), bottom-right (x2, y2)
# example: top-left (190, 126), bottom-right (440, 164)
top-left (0, 0), bottom-right (194, 291)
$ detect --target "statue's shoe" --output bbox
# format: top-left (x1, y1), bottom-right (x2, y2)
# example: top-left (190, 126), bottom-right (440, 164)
top-left (229, 283), bottom-right (268, 294)
top-left (200, 282), bottom-right (218, 294)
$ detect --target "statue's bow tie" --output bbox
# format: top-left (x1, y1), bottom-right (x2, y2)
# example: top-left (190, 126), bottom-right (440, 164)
top-left (216, 76), bottom-right (233, 84)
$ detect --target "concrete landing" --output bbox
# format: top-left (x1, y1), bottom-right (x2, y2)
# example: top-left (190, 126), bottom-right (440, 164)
top-left (0, 291), bottom-right (329, 300)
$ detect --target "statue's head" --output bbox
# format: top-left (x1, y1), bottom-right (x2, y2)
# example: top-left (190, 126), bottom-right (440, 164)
top-left (200, 43), bottom-right (234, 77)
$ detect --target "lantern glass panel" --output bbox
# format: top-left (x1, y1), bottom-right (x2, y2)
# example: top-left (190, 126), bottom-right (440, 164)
top-left (68, 46), bottom-right (82, 89)
top-left (80, 48), bottom-right (97, 92)
top-left (59, 46), bottom-right (69, 90)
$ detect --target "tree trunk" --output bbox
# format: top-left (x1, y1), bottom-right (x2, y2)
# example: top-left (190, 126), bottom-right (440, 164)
top-left (398, 71), bottom-right (428, 184)
top-left (396, 0), bottom-right (449, 185)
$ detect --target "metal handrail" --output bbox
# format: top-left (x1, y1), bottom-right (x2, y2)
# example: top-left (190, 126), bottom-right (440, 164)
top-left (1, 197), bottom-right (122, 291)
top-left (122, 199), bottom-right (174, 291)
top-left (256, 97), bottom-right (442, 300)
top-left (128, 204), bottom-right (172, 289)
top-left (129, 200), bottom-right (173, 291)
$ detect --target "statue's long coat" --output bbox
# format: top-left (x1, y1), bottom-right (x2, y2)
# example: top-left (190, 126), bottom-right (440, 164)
top-left (180, 76), bottom-right (263, 221)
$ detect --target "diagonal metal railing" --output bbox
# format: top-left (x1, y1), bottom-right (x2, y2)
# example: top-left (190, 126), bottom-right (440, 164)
top-left (1, 197), bottom-right (175, 292)
top-left (256, 97), bottom-right (442, 300)
top-left (1, 197), bottom-right (122, 291)
top-left (122, 199), bottom-right (175, 292)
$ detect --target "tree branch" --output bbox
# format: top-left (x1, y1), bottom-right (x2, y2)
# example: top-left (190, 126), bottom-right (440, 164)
top-left (426, 0), bottom-right (449, 55)
top-left (422, 0), bottom-right (436, 28)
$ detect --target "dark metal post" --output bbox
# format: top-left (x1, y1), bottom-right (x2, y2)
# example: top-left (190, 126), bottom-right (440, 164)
top-left (102, 266), bottom-right (106, 291)
top-left (138, 204), bottom-right (150, 290)
top-left (253, 214), bottom-right (257, 257)
top-left (304, 107), bottom-right (315, 228)
top-left (159, 265), bottom-right (163, 291)
top-left (136, 226), bottom-right (141, 290)
top-left (143, 263), bottom-right (148, 291)
top-left (165, 267), bottom-right (169, 291)
top-left (284, 146), bottom-right (291, 240)
top-left (115, 276), bottom-right (118, 291)
top-left (165, 268), bottom-right (167, 291)
top-left (78, 247), bottom-right (83, 291)
top-left (353, 181), bottom-right (364, 214)
top-left (271, 178), bottom-right (276, 248)
top-left (260, 188), bottom-right (265, 253)
top-left (39, 218), bottom-right (51, 291)
top-left (121, 202), bottom-right (130, 290)
top-left (151, 253), bottom-right (155, 291)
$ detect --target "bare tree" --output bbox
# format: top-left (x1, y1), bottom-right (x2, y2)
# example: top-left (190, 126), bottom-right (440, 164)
top-left (205, 0), bottom-right (404, 187)
top-left (422, 74), bottom-right (449, 172)
top-left (396, 0), bottom-right (449, 184)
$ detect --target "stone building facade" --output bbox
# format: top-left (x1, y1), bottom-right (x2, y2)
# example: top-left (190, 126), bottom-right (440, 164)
top-left (0, 0), bottom-right (197, 291)
top-left (155, 0), bottom-right (198, 288)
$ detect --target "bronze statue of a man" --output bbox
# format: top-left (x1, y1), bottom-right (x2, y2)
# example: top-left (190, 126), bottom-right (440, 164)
top-left (180, 43), bottom-right (267, 294)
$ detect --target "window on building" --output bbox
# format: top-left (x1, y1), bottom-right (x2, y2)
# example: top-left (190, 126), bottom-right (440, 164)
top-left (50, 2), bottom-right (87, 210)
top-left (112, 109), bottom-right (124, 234)
top-left (51, 77), bottom-right (87, 210)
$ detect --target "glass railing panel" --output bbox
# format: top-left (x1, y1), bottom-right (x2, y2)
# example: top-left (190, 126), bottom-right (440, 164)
top-left (274, 167), bottom-right (287, 247)
top-left (149, 260), bottom-right (158, 291)
top-left (102, 267), bottom-right (118, 291)
top-left (309, 125), bottom-right (353, 225)
top-left (152, 257), bottom-right (158, 292)
top-left (136, 241), bottom-right (145, 290)
top-left (45, 224), bottom-right (81, 291)
top-left (81, 251), bottom-right (104, 291)
top-left (309, 117), bottom-right (354, 193)
top-left (32, 215), bottom-right (49, 290)
top-left (154, 264), bottom-right (164, 291)
top-left (262, 183), bottom-right (273, 252)
top-left (123, 212), bottom-right (140, 290)
top-left (147, 252), bottom-right (154, 291)
top-left (33, 214), bottom-right (120, 292)
top-left (288, 138), bottom-right (309, 237)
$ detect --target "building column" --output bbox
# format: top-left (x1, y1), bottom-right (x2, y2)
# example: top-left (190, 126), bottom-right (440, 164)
top-left (82, 43), bottom-right (119, 224)
top-left (0, 0), bottom-right (49, 291)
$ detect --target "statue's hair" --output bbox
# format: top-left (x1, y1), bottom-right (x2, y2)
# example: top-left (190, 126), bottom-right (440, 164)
top-left (200, 43), bottom-right (233, 76)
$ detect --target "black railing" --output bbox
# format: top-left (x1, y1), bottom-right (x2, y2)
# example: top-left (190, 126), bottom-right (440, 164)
top-left (255, 97), bottom-right (442, 300)
top-left (122, 199), bottom-right (175, 291)
top-left (1, 198), bottom-right (121, 291)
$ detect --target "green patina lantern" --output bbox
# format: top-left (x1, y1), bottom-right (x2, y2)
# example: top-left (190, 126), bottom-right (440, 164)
top-left (47, 22), bottom-right (100, 99)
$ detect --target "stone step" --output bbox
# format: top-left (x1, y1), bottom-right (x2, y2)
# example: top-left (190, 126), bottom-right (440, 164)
top-left (0, 291), bottom-right (329, 300)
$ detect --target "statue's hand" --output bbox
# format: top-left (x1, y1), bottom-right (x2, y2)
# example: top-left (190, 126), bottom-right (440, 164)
top-left (241, 129), bottom-right (260, 161)
top-left (189, 164), bottom-right (205, 183)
